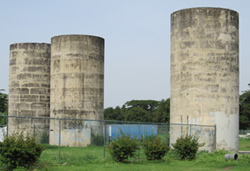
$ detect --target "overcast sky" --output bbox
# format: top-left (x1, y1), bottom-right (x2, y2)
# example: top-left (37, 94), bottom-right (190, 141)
top-left (0, 0), bottom-right (250, 108)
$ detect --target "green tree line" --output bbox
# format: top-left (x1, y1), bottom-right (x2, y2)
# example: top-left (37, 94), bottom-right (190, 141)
top-left (104, 99), bottom-right (170, 123)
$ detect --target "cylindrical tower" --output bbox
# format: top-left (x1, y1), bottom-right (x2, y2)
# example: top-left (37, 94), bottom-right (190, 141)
top-left (8, 43), bottom-right (50, 142)
top-left (170, 8), bottom-right (239, 152)
top-left (50, 35), bottom-right (104, 146)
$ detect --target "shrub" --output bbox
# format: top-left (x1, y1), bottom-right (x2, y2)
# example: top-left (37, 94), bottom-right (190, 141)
top-left (142, 135), bottom-right (156, 143)
top-left (92, 134), bottom-right (104, 146)
top-left (0, 132), bottom-right (44, 170)
top-left (108, 134), bottom-right (139, 162)
top-left (172, 135), bottom-right (204, 160)
top-left (40, 132), bottom-right (49, 144)
top-left (144, 136), bottom-right (169, 160)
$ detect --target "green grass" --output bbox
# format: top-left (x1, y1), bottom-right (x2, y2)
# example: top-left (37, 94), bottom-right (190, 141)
top-left (239, 138), bottom-right (250, 151)
top-left (4, 138), bottom-right (250, 170)
top-left (34, 148), bottom-right (250, 171)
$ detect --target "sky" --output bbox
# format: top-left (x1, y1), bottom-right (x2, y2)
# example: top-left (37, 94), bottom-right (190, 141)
top-left (0, 0), bottom-right (250, 108)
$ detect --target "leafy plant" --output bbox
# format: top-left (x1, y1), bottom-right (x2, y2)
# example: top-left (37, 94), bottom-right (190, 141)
top-left (172, 135), bottom-right (204, 160)
top-left (92, 134), bottom-right (104, 146)
top-left (144, 136), bottom-right (169, 160)
top-left (0, 132), bottom-right (44, 170)
top-left (40, 131), bottom-right (49, 144)
top-left (142, 135), bottom-right (156, 144)
top-left (108, 134), bottom-right (139, 162)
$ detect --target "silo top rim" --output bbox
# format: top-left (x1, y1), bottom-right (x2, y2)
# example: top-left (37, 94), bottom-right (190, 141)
top-left (10, 42), bottom-right (50, 47)
top-left (171, 7), bottom-right (238, 16)
top-left (51, 34), bottom-right (104, 40)
top-left (10, 43), bottom-right (50, 50)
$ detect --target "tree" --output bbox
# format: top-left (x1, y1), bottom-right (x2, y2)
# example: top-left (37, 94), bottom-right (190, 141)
top-left (239, 84), bottom-right (250, 130)
top-left (104, 106), bottom-right (125, 121)
top-left (0, 89), bottom-right (8, 113)
top-left (125, 107), bottom-right (150, 122)
top-left (104, 99), bottom-right (170, 123)
top-left (152, 99), bottom-right (170, 123)
top-left (0, 89), bottom-right (8, 125)
top-left (124, 100), bottom-right (158, 112)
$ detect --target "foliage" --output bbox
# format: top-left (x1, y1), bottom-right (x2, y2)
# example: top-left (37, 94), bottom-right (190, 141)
top-left (92, 134), bottom-right (104, 146)
top-left (142, 135), bottom-right (156, 143)
top-left (108, 134), bottom-right (139, 162)
top-left (0, 89), bottom-right (8, 126)
top-left (125, 107), bottom-right (150, 122)
top-left (104, 99), bottom-right (170, 123)
top-left (104, 106), bottom-right (125, 121)
top-left (0, 89), bottom-right (8, 113)
top-left (144, 136), bottom-right (169, 160)
top-left (172, 135), bottom-right (203, 160)
top-left (124, 100), bottom-right (159, 112)
top-left (240, 84), bottom-right (250, 130)
top-left (152, 99), bottom-right (170, 123)
top-left (0, 132), bottom-right (44, 170)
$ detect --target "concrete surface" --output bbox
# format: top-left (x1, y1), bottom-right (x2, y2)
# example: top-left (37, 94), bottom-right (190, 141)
top-left (170, 8), bottom-right (239, 152)
top-left (49, 35), bottom-right (104, 146)
top-left (8, 43), bottom-right (50, 141)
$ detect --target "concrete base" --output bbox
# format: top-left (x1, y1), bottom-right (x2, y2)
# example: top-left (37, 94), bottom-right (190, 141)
top-left (50, 127), bottom-right (91, 147)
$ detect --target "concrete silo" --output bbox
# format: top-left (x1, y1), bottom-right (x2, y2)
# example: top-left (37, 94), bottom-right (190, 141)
top-left (8, 43), bottom-right (50, 141)
top-left (50, 35), bottom-right (104, 146)
top-left (170, 8), bottom-right (239, 152)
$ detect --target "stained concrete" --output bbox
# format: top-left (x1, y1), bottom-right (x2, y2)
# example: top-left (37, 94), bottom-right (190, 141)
top-left (49, 35), bottom-right (104, 146)
top-left (8, 43), bottom-right (51, 141)
top-left (170, 8), bottom-right (239, 152)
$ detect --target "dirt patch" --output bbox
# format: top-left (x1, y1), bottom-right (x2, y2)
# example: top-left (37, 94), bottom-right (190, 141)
top-left (224, 166), bottom-right (235, 170)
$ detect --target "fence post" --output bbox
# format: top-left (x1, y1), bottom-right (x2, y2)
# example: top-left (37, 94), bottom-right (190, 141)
top-left (33, 123), bottom-right (36, 138)
top-left (214, 125), bottom-right (216, 150)
top-left (6, 115), bottom-right (8, 137)
top-left (59, 119), bottom-right (61, 164)
top-left (166, 123), bottom-right (168, 145)
top-left (189, 124), bottom-right (191, 136)
top-left (138, 122), bottom-right (140, 159)
top-left (103, 120), bottom-right (106, 158)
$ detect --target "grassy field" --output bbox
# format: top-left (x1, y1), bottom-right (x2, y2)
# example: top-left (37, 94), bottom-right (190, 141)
top-left (239, 138), bottom-right (250, 151)
top-left (8, 138), bottom-right (250, 170)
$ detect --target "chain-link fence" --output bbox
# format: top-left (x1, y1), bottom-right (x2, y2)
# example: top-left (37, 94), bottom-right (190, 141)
top-left (0, 115), bottom-right (216, 163)
top-left (170, 123), bottom-right (216, 152)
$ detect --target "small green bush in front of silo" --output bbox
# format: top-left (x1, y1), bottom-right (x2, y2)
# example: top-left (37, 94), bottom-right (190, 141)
top-left (144, 136), bottom-right (169, 160)
top-left (0, 132), bottom-right (44, 170)
top-left (108, 134), bottom-right (139, 162)
top-left (172, 135), bottom-right (204, 160)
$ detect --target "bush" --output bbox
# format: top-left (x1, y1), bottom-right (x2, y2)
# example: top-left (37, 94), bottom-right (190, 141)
top-left (172, 135), bottom-right (203, 160)
top-left (144, 136), bottom-right (169, 160)
top-left (40, 132), bottom-right (49, 144)
top-left (92, 134), bottom-right (104, 146)
top-left (0, 132), bottom-right (44, 170)
top-left (108, 134), bottom-right (139, 162)
top-left (142, 135), bottom-right (156, 143)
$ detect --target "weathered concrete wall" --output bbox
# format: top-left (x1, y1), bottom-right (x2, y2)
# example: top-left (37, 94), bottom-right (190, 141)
top-left (50, 35), bottom-right (104, 146)
top-left (50, 125), bottom-right (91, 147)
top-left (170, 8), bottom-right (239, 152)
top-left (8, 43), bottom-right (50, 141)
